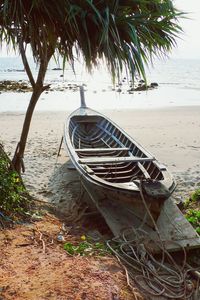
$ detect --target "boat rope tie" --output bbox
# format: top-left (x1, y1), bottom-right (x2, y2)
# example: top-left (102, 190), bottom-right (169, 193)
top-left (52, 135), bottom-right (64, 175)
top-left (57, 136), bottom-right (63, 158)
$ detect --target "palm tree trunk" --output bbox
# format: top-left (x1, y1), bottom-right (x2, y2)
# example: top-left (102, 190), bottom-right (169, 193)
top-left (12, 46), bottom-right (53, 174)
top-left (12, 86), bottom-right (43, 173)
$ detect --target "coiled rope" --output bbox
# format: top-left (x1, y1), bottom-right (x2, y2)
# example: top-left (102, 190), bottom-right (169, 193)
top-left (107, 180), bottom-right (200, 299)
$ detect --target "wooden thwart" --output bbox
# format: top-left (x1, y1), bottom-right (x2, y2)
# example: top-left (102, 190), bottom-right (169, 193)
top-left (75, 147), bottom-right (130, 152)
top-left (78, 156), bottom-right (154, 164)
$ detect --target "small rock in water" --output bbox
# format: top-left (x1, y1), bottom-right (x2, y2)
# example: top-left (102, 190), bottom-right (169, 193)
top-left (150, 82), bottom-right (158, 87)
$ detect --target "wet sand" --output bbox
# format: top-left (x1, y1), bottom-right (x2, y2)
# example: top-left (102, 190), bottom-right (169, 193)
top-left (0, 106), bottom-right (200, 203)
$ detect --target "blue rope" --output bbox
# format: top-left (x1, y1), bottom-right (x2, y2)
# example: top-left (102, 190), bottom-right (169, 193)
top-left (0, 211), bottom-right (13, 222)
top-left (0, 211), bottom-right (27, 225)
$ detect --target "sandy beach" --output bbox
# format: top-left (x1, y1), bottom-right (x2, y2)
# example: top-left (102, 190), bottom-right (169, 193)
top-left (0, 106), bottom-right (200, 205)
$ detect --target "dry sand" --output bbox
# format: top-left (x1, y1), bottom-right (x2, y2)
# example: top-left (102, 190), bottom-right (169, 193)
top-left (0, 106), bottom-right (200, 205)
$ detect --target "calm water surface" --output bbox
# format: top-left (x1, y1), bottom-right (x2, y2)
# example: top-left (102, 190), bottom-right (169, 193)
top-left (0, 57), bottom-right (199, 112)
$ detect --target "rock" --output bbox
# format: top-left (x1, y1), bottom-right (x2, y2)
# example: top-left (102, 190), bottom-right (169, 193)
top-left (150, 82), bottom-right (158, 87)
top-left (134, 85), bottom-right (148, 91)
top-left (52, 67), bottom-right (62, 70)
top-left (31, 213), bottom-right (43, 221)
top-left (87, 230), bottom-right (102, 241)
top-left (0, 80), bottom-right (32, 92)
top-left (128, 88), bottom-right (134, 92)
top-left (57, 233), bottom-right (65, 242)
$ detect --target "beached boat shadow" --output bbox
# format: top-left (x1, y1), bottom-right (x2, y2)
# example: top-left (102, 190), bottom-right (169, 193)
top-left (47, 154), bottom-right (111, 237)
top-left (47, 153), bottom-right (96, 219)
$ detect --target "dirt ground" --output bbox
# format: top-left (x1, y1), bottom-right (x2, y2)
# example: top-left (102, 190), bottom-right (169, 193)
top-left (0, 212), bottom-right (143, 300)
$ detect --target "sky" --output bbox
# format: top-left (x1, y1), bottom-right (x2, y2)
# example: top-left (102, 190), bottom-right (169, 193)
top-left (172, 0), bottom-right (200, 59)
top-left (0, 1), bottom-right (200, 59)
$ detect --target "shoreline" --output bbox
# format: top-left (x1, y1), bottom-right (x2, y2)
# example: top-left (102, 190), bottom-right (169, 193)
top-left (1, 104), bottom-right (200, 113)
top-left (1, 83), bottom-right (200, 112)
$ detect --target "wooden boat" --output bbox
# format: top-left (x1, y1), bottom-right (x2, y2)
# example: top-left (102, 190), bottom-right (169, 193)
top-left (63, 87), bottom-right (200, 252)
top-left (64, 87), bottom-right (177, 227)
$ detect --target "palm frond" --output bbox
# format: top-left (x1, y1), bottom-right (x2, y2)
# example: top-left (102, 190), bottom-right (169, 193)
top-left (0, 0), bottom-right (184, 81)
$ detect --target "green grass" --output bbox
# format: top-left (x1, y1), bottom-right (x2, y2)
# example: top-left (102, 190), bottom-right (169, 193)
top-left (184, 189), bottom-right (200, 209)
top-left (191, 189), bottom-right (200, 202)
top-left (184, 189), bottom-right (200, 235)
top-left (64, 240), bottom-right (111, 257)
top-left (185, 210), bottom-right (200, 235)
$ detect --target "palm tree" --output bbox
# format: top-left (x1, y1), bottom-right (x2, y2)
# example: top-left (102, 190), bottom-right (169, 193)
top-left (0, 0), bottom-right (182, 173)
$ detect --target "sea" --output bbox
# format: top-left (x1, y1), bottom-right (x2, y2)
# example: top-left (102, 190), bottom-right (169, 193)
top-left (0, 56), bottom-right (200, 112)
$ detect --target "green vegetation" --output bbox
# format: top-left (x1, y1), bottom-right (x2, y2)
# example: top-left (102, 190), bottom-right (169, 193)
top-left (64, 240), bottom-right (111, 257)
top-left (191, 189), bottom-right (200, 202)
top-left (185, 210), bottom-right (200, 235)
top-left (184, 189), bottom-right (200, 235)
top-left (184, 189), bottom-right (200, 208)
top-left (0, 144), bottom-right (30, 219)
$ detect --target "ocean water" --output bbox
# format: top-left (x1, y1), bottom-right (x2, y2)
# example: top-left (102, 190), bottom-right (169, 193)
top-left (0, 57), bottom-right (200, 112)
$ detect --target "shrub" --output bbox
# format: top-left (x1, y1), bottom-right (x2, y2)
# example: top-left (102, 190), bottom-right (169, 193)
top-left (0, 144), bottom-right (30, 217)
top-left (185, 209), bottom-right (200, 235)
top-left (191, 189), bottom-right (200, 202)
top-left (184, 189), bottom-right (200, 209)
